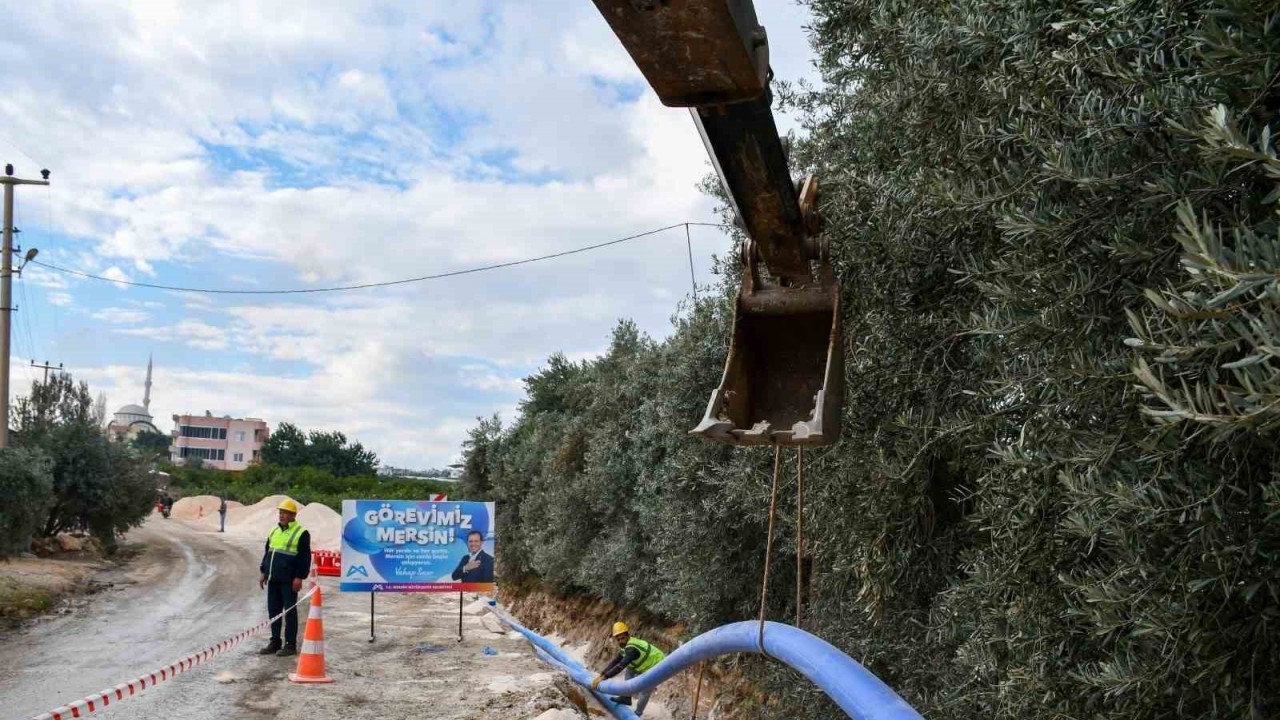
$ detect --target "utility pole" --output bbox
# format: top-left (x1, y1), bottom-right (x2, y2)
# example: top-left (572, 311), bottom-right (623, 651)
top-left (1, 164), bottom-right (50, 448)
top-left (31, 360), bottom-right (62, 383)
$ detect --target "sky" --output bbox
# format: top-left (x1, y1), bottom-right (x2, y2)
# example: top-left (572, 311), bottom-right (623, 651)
top-left (0, 0), bottom-right (820, 469)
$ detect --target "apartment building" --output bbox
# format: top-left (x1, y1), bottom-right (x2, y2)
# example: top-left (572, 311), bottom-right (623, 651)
top-left (170, 413), bottom-right (269, 471)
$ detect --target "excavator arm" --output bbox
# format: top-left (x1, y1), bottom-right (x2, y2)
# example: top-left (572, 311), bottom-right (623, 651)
top-left (592, 0), bottom-right (843, 446)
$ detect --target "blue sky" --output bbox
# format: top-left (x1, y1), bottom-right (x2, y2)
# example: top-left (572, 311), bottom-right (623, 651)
top-left (0, 0), bottom-right (819, 468)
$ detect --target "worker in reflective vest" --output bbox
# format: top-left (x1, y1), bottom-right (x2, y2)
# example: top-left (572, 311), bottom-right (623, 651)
top-left (592, 621), bottom-right (666, 715)
top-left (258, 498), bottom-right (311, 657)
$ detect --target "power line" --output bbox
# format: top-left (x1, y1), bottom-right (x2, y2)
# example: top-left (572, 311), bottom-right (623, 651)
top-left (0, 140), bottom-right (42, 168)
top-left (684, 223), bottom-right (698, 302)
top-left (29, 222), bottom-right (732, 296)
top-left (14, 201), bottom-right (39, 365)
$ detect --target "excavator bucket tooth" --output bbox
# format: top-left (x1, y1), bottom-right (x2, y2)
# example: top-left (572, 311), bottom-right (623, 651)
top-left (590, 0), bottom-right (769, 107)
top-left (692, 282), bottom-right (843, 447)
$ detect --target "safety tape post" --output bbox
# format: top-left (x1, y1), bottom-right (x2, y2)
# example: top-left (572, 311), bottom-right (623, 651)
top-left (27, 586), bottom-right (317, 720)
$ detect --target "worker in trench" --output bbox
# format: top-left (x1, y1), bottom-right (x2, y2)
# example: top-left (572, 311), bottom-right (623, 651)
top-left (258, 498), bottom-right (311, 656)
top-left (592, 622), bottom-right (666, 715)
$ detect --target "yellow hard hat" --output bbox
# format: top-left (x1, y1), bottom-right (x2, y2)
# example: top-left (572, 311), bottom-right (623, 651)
top-left (611, 622), bottom-right (629, 637)
top-left (277, 498), bottom-right (299, 513)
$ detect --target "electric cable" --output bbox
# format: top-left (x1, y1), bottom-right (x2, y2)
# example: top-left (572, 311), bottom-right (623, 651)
top-left (31, 221), bottom-right (732, 296)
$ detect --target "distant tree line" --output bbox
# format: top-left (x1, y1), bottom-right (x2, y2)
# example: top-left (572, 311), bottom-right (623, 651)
top-left (163, 462), bottom-right (452, 513)
top-left (379, 466), bottom-right (455, 478)
top-left (459, 2), bottom-right (1279, 719)
top-left (260, 422), bottom-right (378, 478)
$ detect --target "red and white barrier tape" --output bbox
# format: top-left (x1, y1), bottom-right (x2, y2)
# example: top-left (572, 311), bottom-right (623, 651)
top-left (26, 586), bottom-right (317, 720)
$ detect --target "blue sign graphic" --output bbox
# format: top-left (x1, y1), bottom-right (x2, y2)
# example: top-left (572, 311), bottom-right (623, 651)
top-left (340, 500), bottom-right (496, 593)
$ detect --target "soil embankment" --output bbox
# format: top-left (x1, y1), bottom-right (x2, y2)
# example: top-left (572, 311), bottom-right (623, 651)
top-left (501, 583), bottom-right (762, 719)
top-left (0, 532), bottom-right (130, 629)
top-left (0, 552), bottom-right (104, 628)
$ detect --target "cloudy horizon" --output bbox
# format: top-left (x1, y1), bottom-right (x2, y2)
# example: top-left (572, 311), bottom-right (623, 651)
top-left (0, 0), bottom-right (819, 468)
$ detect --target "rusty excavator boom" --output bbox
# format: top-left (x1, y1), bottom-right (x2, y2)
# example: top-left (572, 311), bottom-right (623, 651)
top-left (592, 0), bottom-right (843, 447)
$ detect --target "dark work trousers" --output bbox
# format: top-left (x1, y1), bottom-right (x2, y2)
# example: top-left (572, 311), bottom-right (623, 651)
top-left (624, 668), bottom-right (651, 715)
top-left (266, 581), bottom-right (299, 643)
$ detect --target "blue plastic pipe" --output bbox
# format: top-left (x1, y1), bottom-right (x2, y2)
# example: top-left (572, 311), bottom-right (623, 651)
top-left (488, 602), bottom-right (640, 719)
top-left (529, 646), bottom-right (642, 720)
top-left (599, 621), bottom-right (923, 720)
top-left (486, 600), bottom-right (923, 720)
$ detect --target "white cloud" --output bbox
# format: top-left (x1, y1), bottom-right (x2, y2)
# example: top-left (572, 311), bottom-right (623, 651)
top-left (460, 365), bottom-right (526, 395)
top-left (100, 267), bottom-right (132, 288)
top-left (121, 319), bottom-right (228, 350)
top-left (92, 307), bottom-right (151, 324)
top-left (3, 0), bottom-right (820, 466)
top-left (23, 267), bottom-right (72, 290)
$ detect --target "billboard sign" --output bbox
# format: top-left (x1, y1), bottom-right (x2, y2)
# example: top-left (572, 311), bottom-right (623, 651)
top-left (340, 500), bottom-right (495, 593)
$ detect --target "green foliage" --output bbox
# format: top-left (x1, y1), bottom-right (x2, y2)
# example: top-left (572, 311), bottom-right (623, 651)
top-left (0, 448), bottom-right (54, 558)
top-left (129, 429), bottom-right (171, 456)
top-left (164, 462), bottom-right (452, 512)
top-left (457, 414), bottom-right (502, 501)
top-left (11, 373), bottom-right (156, 551)
top-left (260, 422), bottom-right (378, 477)
top-left (1127, 108), bottom-right (1280, 434)
top-left (462, 2), bottom-right (1280, 718)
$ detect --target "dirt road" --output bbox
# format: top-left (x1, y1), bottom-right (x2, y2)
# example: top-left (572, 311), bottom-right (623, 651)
top-left (1, 515), bottom-right (593, 720)
top-left (0, 516), bottom-right (261, 719)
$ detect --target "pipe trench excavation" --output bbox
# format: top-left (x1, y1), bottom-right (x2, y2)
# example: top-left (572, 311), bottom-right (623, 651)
top-left (487, 601), bottom-right (924, 720)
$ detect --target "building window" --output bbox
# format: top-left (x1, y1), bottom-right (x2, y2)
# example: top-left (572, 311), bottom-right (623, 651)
top-left (233, 452), bottom-right (244, 463)
top-left (235, 431), bottom-right (246, 442)
top-left (179, 447), bottom-right (225, 461)
top-left (179, 425), bottom-right (227, 440)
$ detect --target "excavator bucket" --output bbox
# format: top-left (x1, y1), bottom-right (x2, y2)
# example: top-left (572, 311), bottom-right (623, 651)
top-left (590, 0), bottom-right (845, 447)
top-left (692, 249), bottom-right (843, 447)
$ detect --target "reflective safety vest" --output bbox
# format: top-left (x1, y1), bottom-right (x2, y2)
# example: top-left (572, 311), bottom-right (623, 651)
top-left (266, 521), bottom-right (304, 581)
top-left (625, 637), bottom-right (665, 673)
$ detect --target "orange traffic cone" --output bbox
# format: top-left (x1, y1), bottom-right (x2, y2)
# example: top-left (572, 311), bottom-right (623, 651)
top-left (288, 587), bottom-right (334, 684)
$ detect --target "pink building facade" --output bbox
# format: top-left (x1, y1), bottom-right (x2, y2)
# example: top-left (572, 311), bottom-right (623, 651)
top-left (170, 414), bottom-right (269, 471)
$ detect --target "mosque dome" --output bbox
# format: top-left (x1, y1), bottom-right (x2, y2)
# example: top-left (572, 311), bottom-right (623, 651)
top-left (113, 403), bottom-right (153, 425)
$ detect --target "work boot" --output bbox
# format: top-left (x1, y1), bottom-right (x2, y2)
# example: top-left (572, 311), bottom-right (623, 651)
top-left (610, 696), bottom-right (632, 706)
top-left (258, 639), bottom-right (282, 655)
top-left (276, 642), bottom-right (298, 657)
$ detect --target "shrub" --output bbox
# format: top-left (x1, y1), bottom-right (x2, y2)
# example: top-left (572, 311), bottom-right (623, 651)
top-left (0, 448), bottom-right (54, 558)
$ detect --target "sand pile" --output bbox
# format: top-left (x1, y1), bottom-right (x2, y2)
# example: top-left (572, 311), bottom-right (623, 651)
top-left (171, 495), bottom-right (225, 519)
top-left (189, 494), bottom-right (342, 551)
top-left (297, 503), bottom-right (341, 550)
top-left (187, 502), bottom-right (243, 530)
top-left (229, 494), bottom-right (292, 532)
